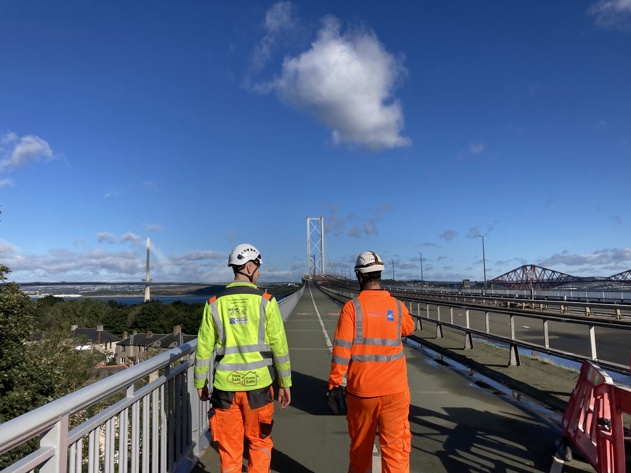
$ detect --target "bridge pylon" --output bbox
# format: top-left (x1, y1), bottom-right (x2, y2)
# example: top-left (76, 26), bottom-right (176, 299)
top-left (306, 217), bottom-right (325, 278)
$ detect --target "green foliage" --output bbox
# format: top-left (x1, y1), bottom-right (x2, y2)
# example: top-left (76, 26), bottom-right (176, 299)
top-left (0, 265), bottom-right (38, 423)
top-left (0, 266), bottom-right (104, 468)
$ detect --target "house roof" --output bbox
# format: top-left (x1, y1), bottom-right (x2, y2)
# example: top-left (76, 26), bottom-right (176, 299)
top-left (71, 328), bottom-right (121, 344)
top-left (118, 331), bottom-right (195, 348)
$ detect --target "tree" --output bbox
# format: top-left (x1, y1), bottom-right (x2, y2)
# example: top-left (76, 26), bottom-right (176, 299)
top-left (0, 266), bottom-right (104, 468)
top-left (0, 265), bottom-right (39, 423)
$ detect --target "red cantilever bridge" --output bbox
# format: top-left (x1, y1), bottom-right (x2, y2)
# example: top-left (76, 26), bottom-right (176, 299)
top-left (489, 264), bottom-right (631, 290)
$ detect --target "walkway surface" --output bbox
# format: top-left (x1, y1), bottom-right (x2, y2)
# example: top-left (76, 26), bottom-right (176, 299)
top-left (193, 283), bottom-right (595, 473)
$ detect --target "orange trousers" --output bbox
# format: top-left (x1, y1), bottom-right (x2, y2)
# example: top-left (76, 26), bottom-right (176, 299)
top-left (346, 390), bottom-right (412, 473)
top-left (209, 390), bottom-right (274, 473)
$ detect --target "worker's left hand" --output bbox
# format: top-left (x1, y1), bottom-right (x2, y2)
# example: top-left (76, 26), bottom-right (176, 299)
top-left (278, 387), bottom-right (291, 409)
top-left (197, 385), bottom-right (209, 402)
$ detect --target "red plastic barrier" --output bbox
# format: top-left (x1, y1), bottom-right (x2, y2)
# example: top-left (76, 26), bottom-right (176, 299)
top-left (561, 360), bottom-right (631, 473)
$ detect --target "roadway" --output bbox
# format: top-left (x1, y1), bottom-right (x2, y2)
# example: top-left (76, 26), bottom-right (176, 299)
top-left (193, 282), bottom-right (595, 473)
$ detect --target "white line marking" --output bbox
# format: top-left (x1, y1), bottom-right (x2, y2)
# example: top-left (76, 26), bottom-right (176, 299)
top-left (309, 284), bottom-right (333, 351)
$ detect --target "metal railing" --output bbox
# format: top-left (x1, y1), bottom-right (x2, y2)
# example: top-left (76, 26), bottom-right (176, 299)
top-left (0, 285), bottom-right (305, 473)
top-left (317, 283), bottom-right (631, 377)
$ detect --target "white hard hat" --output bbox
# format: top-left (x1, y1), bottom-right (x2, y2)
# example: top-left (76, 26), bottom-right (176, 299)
top-left (228, 244), bottom-right (262, 267)
top-left (354, 251), bottom-right (384, 274)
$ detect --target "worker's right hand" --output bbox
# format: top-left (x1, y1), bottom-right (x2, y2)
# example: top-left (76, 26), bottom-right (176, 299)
top-left (327, 386), bottom-right (347, 415)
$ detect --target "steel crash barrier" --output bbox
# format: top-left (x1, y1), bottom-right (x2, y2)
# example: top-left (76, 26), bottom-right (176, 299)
top-left (559, 358), bottom-right (631, 472)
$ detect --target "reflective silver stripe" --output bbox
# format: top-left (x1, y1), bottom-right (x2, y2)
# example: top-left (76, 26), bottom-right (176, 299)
top-left (351, 352), bottom-right (404, 362)
top-left (334, 339), bottom-right (352, 348)
top-left (278, 368), bottom-right (291, 379)
top-left (396, 299), bottom-right (403, 337)
top-left (216, 359), bottom-right (273, 371)
top-left (194, 372), bottom-right (207, 381)
top-left (274, 353), bottom-right (290, 364)
top-left (355, 338), bottom-right (401, 346)
top-left (223, 344), bottom-right (271, 355)
top-left (332, 355), bottom-right (350, 364)
top-left (196, 357), bottom-right (213, 366)
top-left (209, 299), bottom-right (224, 346)
top-left (353, 298), bottom-right (363, 339)
top-left (259, 297), bottom-right (268, 345)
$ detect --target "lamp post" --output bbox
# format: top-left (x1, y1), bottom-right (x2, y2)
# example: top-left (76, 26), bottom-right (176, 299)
top-left (479, 235), bottom-right (487, 294)
top-left (418, 252), bottom-right (424, 285)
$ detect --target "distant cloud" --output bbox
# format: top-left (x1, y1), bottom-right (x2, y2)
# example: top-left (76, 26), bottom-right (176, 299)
top-left (440, 230), bottom-right (457, 241)
top-left (97, 232), bottom-right (144, 245)
top-left (466, 226), bottom-right (493, 239)
top-left (588, 0), bottom-right (631, 30)
top-left (121, 233), bottom-right (142, 244)
top-left (467, 227), bottom-right (481, 238)
top-left (0, 178), bottom-right (15, 189)
top-left (612, 214), bottom-right (622, 224)
top-left (143, 223), bottom-right (164, 232)
top-left (469, 143), bottom-right (485, 154)
top-left (266, 14), bottom-right (410, 152)
top-left (97, 232), bottom-right (117, 244)
top-left (0, 132), bottom-right (57, 174)
top-left (594, 119), bottom-right (608, 129)
top-left (249, 2), bottom-right (298, 75)
top-left (539, 248), bottom-right (631, 268)
top-left (322, 202), bottom-right (391, 238)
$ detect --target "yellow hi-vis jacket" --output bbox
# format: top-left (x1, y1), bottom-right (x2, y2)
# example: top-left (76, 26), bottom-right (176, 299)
top-left (194, 282), bottom-right (292, 392)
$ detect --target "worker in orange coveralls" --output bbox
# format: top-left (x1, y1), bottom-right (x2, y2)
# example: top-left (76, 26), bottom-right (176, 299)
top-left (328, 250), bottom-right (416, 473)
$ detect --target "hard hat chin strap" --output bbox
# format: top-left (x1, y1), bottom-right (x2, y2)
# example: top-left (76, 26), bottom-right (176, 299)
top-left (235, 262), bottom-right (259, 283)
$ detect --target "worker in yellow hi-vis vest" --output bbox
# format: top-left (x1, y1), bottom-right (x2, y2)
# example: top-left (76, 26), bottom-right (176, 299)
top-left (195, 244), bottom-right (292, 473)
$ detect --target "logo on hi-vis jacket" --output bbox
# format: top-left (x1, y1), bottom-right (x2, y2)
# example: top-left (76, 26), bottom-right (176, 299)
top-left (386, 310), bottom-right (394, 321)
top-left (227, 371), bottom-right (259, 387)
top-left (229, 306), bottom-right (248, 324)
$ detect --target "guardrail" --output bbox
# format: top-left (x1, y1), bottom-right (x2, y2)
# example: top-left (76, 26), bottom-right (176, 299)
top-left (0, 285), bottom-right (305, 473)
top-left (0, 341), bottom-right (205, 473)
top-left (389, 289), bottom-right (631, 320)
top-left (317, 283), bottom-right (631, 376)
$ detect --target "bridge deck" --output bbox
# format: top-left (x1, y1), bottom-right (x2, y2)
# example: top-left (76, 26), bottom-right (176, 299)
top-left (193, 283), bottom-right (594, 473)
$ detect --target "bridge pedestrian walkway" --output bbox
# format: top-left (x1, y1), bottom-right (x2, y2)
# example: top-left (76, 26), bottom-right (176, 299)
top-left (194, 283), bottom-right (594, 473)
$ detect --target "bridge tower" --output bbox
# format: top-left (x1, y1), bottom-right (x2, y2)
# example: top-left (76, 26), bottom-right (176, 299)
top-left (306, 217), bottom-right (325, 277)
top-left (144, 237), bottom-right (151, 302)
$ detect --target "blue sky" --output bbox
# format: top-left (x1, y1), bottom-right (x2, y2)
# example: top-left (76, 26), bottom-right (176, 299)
top-left (1, 0), bottom-right (630, 284)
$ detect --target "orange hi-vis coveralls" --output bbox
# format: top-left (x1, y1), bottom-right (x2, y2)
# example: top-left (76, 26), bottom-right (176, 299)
top-left (329, 289), bottom-right (416, 473)
top-left (194, 282), bottom-right (292, 473)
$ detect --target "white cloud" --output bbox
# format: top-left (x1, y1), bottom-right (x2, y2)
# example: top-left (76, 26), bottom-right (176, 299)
top-left (469, 143), bottom-right (485, 154)
top-left (0, 132), bottom-right (57, 173)
top-left (0, 178), bottom-right (15, 189)
top-left (539, 248), bottom-right (631, 268)
top-left (271, 15), bottom-right (410, 152)
top-left (589, 0), bottom-right (631, 30)
top-left (246, 1), bottom-right (298, 84)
